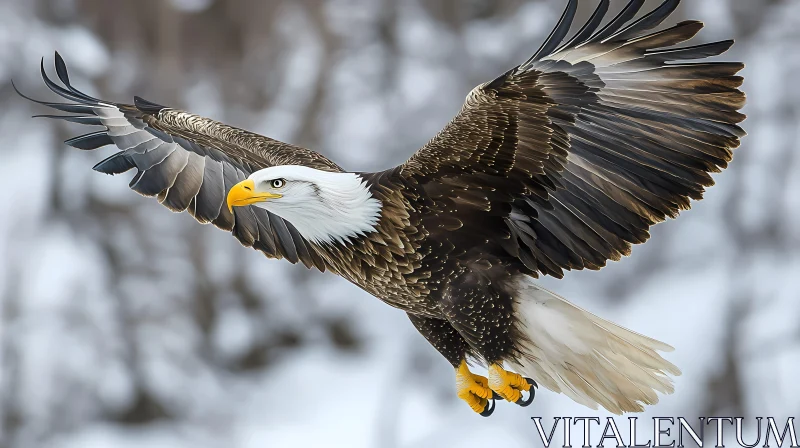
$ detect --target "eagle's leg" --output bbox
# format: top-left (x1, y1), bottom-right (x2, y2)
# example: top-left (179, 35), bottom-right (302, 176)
top-left (488, 363), bottom-right (536, 406)
top-left (407, 313), bottom-right (495, 416)
top-left (455, 359), bottom-right (495, 416)
top-left (441, 270), bottom-right (537, 407)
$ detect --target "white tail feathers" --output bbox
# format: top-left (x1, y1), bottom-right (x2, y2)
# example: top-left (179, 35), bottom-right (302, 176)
top-left (507, 277), bottom-right (681, 414)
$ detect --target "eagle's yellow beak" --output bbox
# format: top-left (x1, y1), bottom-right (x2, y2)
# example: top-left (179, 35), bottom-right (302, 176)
top-left (226, 179), bottom-right (282, 213)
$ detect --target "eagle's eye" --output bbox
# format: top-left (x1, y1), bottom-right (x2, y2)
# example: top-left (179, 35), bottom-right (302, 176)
top-left (270, 179), bottom-right (286, 189)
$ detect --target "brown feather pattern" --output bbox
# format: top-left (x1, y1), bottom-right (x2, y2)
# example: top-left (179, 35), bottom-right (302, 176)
top-left (399, 3), bottom-right (745, 279)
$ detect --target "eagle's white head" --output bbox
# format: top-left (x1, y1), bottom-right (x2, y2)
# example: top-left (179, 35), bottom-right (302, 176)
top-left (226, 165), bottom-right (382, 245)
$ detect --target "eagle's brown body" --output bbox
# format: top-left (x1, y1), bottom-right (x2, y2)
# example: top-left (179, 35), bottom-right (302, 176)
top-left (22, 0), bottom-right (745, 414)
top-left (315, 176), bottom-right (437, 315)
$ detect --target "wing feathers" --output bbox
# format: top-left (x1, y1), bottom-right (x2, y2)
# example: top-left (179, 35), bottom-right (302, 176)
top-left (133, 95), bottom-right (166, 115)
top-left (133, 147), bottom-right (188, 197)
top-left (161, 152), bottom-right (205, 212)
top-left (190, 157), bottom-right (225, 224)
top-left (93, 151), bottom-right (136, 175)
top-left (556, 0), bottom-right (610, 52)
top-left (526, 0), bottom-right (579, 67)
top-left (645, 39), bottom-right (733, 61)
top-left (400, 0), bottom-right (745, 278)
top-left (64, 131), bottom-right (114, 150)
top-left (22, 53), bottom-right (330, 270)
top-left (608, 0), bottom-right (681, 43)
top-left (590, 0), bottom-right (646, 43)
top-left (53, 52), bottom-right (102, 103)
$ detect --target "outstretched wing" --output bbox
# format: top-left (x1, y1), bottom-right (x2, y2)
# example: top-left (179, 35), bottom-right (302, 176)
top-left (400, 0), bottom-right (745, 278)
top-left (20, 53), bottom-right (340, 271)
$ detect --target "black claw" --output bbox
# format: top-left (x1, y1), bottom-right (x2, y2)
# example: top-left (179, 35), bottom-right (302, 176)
top-left (479, 398), bottom-right (496, 417)
top-left (515, 378), bottom-right (537, 407)
top-left (492, 391), bottom-right (502, 400)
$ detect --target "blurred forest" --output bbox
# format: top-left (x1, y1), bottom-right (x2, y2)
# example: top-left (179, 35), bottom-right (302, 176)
top-left (0, 0), bottom-right (798, 447)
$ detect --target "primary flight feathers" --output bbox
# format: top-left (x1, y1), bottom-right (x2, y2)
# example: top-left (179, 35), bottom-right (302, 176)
top-left (20, 0), bottom-right (744, 415)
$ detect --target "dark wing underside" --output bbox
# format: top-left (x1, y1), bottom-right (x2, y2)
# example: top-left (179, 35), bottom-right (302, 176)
top-left (21, 53), bottom-right (341, 271)
top-left (400, 0), bottom-right (745, 278)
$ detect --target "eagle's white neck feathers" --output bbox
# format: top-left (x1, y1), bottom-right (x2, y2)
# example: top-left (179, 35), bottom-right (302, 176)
top-left (247, 165), bottom-right (382, 245)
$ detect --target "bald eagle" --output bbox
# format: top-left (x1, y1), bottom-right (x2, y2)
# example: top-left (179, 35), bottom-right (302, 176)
top-left (20, 0), bottom-right (745, 416)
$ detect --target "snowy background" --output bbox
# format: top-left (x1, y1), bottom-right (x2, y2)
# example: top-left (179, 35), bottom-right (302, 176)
top-left (0, 0), bottom-right (797, 447)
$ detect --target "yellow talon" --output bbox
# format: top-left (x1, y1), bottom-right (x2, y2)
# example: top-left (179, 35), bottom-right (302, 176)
top-left (455, 360), bottom-right (494, 415)
top-left (488, 363), bottom-right (532, 404)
